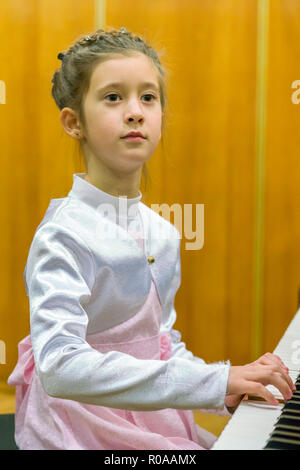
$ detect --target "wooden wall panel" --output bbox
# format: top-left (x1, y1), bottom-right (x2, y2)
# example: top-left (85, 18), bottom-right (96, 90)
top-left (0, 0), bottom-right (95, 381)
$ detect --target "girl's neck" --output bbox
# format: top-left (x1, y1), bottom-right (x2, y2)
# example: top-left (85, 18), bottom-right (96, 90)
top-left (84, 171), bottom-right (142, 199)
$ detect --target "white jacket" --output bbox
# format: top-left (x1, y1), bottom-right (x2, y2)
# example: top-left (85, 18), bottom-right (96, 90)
top-left (24, 173), bottom-right (230, 411)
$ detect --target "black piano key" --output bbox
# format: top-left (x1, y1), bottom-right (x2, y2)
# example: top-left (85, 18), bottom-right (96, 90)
top-left (280, 410), bottom-right (300, 419)
top-left (286, 394), bottom-right (300, 401)
top-left (280, 410), bottom-right (300, 418)
top-left (270, 428), bottom-right (300, 441)
top-left (265, 437), bottom-right (300, 450)
top-left (275, 424), bottom-right (300, 433)
top-left (275, 423), bottom-right (300, 432)
top-left (282, 400), bottom-right (300, 413)
top-left (276, 415), bottom-right (300, 431)
top-left (278, 409), bottom-right (300, 418)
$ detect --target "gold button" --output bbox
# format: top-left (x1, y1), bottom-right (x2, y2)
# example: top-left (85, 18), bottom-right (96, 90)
top-left (147, 256), bottom-right (155, 264)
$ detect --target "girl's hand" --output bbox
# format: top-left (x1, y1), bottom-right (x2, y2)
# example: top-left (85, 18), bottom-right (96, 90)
top-left (226, 353), bottom-right (295, 407)
top-left (248, 352), bottom-right (290, 374)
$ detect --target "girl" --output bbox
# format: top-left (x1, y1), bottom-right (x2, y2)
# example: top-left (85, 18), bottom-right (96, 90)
top-left (8, 28), bottom-right (294, 450)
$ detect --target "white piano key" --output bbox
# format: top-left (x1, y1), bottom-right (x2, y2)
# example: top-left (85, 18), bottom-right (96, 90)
top-left (212, 400), bottom-right (284, 450)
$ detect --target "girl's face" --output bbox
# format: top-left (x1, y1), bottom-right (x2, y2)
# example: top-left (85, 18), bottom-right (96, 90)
top-left (81, 53), bottom-right (162, 176)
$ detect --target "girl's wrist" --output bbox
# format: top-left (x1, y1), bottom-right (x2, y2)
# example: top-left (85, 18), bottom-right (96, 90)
top-left (225, 393), bottom-right (243, 413)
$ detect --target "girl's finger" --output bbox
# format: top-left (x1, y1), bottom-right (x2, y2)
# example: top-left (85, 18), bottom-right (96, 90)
top-left (266, 373), bottom-right (293, 401)
top-left (281, 370), bottom-right (295, 392)
top-left (270, 367), bottom-right (294, 393)
top-left (253, 359), bottom-right (293, 391)
top-left (258, 353), bottom-right (286, 369)
top-left (273, 355), bottom-right (290, 373)
top-left (246, 366), bottom-right (293, 400)
top-left (246, 381), bottom-right (279, 406)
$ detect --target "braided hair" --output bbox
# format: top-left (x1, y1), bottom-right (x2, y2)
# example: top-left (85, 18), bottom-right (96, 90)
top-left (51, 28), bottom-right (166, 130)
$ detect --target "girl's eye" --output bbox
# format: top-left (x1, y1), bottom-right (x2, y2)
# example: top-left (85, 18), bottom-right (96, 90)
top-left (142, 94), bottom-right (156, 102)
top-left (105, 93), bottom-right (119, 101)
top-left (104, 93), bottom-right (157, 102)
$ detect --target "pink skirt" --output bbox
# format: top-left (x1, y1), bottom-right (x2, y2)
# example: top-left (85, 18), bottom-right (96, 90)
top-left (7, 332), bottom-right (216, 450)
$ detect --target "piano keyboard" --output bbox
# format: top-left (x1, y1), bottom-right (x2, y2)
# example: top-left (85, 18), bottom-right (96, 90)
top-left (264, 374), bottom-right (300, 449)
top-left (212, 308), bottom-right (300, 450)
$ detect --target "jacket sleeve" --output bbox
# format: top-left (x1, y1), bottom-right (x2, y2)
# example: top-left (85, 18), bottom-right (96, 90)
top-left (27, 222), bottom-right (230, 412)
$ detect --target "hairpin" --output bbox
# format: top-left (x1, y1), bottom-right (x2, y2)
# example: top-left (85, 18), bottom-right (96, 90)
top-left (120, 27), bottom-right (127, 33)
top-left (85, 35), bottom-right (92, 41)
top-left (57, 52), bottom-right (65, 61)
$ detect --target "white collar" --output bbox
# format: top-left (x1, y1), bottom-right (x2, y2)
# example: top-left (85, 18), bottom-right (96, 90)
top-left (67, 173), bottom-right (142, 220)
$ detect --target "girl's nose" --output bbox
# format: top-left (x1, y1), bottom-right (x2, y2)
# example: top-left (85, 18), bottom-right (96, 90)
top-left (124, 100), bottom-right (144, 124)
top-left (127, 114), bottom-right (144, 123)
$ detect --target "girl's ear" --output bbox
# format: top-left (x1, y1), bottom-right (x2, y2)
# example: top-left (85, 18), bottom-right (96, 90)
top-left (60, 107), bottom-right (82, 139)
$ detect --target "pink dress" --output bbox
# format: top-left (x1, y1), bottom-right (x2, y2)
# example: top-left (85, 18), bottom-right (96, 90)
top-left (8, 229), bottom-right (215, 450)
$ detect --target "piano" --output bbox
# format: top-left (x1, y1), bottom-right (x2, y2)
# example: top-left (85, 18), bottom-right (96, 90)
top-left (212, 307), bottom-right (300, 450)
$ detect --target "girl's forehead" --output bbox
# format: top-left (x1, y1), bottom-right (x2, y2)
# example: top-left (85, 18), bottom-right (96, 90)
top-left (90, 53), bottom-right (159, 88)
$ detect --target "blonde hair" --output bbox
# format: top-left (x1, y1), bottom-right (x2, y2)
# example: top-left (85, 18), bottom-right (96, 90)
top-left (51, 28), bottom-right (167, 191)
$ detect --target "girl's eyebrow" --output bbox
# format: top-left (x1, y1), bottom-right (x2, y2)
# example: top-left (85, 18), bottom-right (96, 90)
top-left (96, 81), bottom-right (160, 94)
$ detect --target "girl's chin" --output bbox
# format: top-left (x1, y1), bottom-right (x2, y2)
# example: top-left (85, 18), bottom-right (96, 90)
top-left (109, 160), bottom-right (147, 176)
